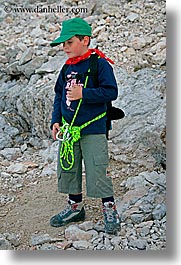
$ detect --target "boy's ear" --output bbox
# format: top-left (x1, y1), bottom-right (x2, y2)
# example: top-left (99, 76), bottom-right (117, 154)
top-left (83, 36), bottom-right (90, 46)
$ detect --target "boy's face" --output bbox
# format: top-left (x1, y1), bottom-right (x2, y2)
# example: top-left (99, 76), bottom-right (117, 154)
top-left (62, 36), bottom-right (89, 58)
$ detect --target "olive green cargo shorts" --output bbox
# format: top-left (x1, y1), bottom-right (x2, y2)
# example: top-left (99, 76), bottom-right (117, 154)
top-left (57, 134), bottom-right (114, 198)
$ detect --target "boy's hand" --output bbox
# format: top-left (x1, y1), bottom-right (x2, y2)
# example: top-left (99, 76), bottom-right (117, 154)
top-left (67, 85), bottom-right (83, 101)
top-left (52, 123), bottom-right (60, 141)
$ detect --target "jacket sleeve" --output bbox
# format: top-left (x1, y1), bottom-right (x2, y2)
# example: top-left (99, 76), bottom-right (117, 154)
top-left (50, 71), bottom-right (64, 129)
top-left (82, 58), bottom-right (118, 103)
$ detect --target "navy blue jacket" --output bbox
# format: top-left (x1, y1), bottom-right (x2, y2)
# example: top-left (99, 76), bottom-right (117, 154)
top-left (51, 57), bottom-right (118, 135)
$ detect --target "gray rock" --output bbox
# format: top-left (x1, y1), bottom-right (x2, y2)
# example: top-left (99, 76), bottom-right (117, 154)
top-left (7, 163), bottom-right (28, 174)
top-left (139, 202), bottom-right (154, 214)
top-left (39, 141), bottom-right (59, 163)
top-left (117, 171), bottom-right (166, 227)
top-left (79, 221), bottom-right (94, 231)
top-left (0, 172), bottom-right (11, 178)
top-left (6, 61), bottom-right (22, 76)
top-left (111, 236), bottom-right (121, 246)
top-left (40, 166), bottom-right (55, 177)
top-left (38, 244), bottom-right (59, 250)
top-left (96, 243), bottom-right (105, 250)
top-left (131, 213), bottom-right (145, 224)
top-left (19, 48), bottom-right (34, 65)
top-left (110, 68), bottom-right (166, 169)
top-left (5, 233), bottom-right (21, 247)
top-left (139, 226), bottom-right (150, 237)
top-left (102, 4), bottom-right (121, 17)
top-left (0, 133), bottom-right (13, 150)
top-left (18, 56), bottom-right (48, 78)
top-left (128, 239), bottom-right (147, 250)
top-left (131, 37), bottom-right (146, 50)
top-left (152, 203), bottom-right (166, 220)
top-left (35, 56), bottom-right (65, 74)
top-left (0, 236), bottom-right (12, 250)
top-left (65, 225), bottom-right (94, 241)
top-left (126, 12), bottom-right (139, 22)
top-left (72, 240), bottom-right (92, 250)
top-left (4, 126), bottom-right (19, 137)
top-left (30, 234), bottom-right (63, 246)
top-left (30, 234), bottom-right (52, 246)
top-left (30, 25), bottom-right (43, 38)
top-left (93, 223), bottom-right (105, 233)
top-left (0, 147), bottom-right (21, 160)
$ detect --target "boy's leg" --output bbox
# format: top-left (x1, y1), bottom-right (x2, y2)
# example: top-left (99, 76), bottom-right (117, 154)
top-left (50, 140), bottom-right (85, 227)
top-left (80, 134), bottom-right (113, 198)
top-left (69, 193), bottom-right (82, 203)
top-left (81, 134), bottom-right (120, 234)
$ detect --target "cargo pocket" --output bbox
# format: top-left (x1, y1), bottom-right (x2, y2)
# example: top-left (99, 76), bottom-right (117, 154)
top-left (93, 153), bottom-right (109, 179)
top-left (90, 153), bottom-right (112, 198)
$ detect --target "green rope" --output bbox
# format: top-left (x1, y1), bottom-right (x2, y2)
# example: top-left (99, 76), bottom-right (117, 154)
top-left (59, 122), bottom-right (81, 171)
top-left (58, 68), bottom-right (106, 171)
top-left (59, 112), bottom-right (106, 170)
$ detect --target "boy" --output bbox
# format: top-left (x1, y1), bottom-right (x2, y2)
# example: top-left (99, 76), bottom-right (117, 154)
top-left (50, 17), bottom-right (120, 234)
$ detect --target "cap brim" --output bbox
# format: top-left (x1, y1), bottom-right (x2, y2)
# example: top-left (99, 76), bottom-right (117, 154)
top-left (50, 34), bottom-right (75, 47)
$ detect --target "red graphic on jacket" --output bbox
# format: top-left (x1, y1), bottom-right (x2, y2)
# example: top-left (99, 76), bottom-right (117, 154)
top-left (65, 72), bottom-right (83, 111)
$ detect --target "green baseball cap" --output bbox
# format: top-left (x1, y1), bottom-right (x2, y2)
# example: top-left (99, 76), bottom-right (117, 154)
top-left (50, 18), bottom-right (92, 47)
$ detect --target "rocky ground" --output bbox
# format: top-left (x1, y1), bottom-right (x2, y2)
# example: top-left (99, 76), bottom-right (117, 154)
top-left (0, 142), bottom-right (166, 250)
top-left (0, 0), bottom-right (166, 250)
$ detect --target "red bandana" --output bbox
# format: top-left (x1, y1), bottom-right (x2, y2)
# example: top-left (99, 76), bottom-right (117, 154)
top-left (65, 49), bottom-right (114, 65)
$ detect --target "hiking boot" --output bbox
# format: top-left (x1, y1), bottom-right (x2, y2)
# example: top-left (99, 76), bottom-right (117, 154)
top-left (103, 202), bottom-right (121, 235)
top-left (50, 200), bottom-right (85, 227)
